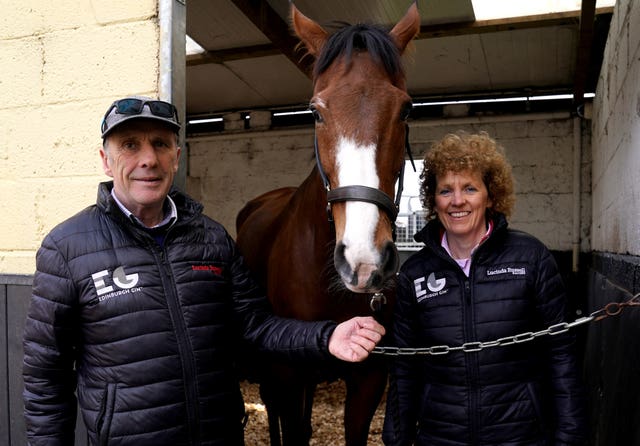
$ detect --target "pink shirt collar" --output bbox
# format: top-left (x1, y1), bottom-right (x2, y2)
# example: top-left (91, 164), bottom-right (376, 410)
top-left (441, 219), bottom-right (494, 276)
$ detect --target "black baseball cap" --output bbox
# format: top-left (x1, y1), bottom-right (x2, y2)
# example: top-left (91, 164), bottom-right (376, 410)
top-left (101, 96), bottom-right (180, 138)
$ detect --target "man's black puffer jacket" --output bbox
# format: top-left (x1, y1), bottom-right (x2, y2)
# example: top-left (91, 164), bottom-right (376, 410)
top-left (383, 214), bottom-right (586, 446)
top-left (23, 181), bottom-right (336, 446)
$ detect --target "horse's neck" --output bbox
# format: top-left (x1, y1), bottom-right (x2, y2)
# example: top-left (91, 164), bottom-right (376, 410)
top-left (266, 166), bottom-right (337, 308)
top-left (293, 167), bottom-right (332, 217)
top-left (285, 166), bottom-right (335, 241)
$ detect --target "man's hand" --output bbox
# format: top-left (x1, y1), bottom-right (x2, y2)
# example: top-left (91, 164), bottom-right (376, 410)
top-left (328, 316), bottom-right (386, 362)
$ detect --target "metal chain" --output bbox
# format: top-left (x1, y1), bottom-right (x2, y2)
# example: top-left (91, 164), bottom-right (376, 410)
top-left (372, 292), bottom-right (640, 357)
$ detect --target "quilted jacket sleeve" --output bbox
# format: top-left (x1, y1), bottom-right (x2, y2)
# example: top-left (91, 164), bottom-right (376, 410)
top-left (382, 270), bottom-right (420, 446)
top-left (23, 234), bottom-right (79, 446)
top-left (534, 246), bottom-right (587, 445)
top-left (225, 234), bottom-right (337, 362)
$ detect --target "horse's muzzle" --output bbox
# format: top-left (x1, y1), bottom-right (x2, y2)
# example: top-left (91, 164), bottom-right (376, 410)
top-left (334, 240), bottom-right (399, 293)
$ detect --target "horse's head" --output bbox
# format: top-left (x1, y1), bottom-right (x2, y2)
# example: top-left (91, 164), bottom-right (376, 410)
top-left (292, 3), bottom-right (420, 294)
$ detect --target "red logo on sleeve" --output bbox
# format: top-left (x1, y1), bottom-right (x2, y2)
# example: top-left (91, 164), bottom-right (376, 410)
top-left (192, 265), bottom-right (223, 275)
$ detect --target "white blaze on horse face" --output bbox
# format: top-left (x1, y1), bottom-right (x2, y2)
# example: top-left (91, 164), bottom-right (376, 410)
top-left (335, 136), bottom-right (380, 269)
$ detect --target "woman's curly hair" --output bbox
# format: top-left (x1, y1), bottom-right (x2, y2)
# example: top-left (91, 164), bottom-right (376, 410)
top-left (419, 131), bottom-right (515, 220)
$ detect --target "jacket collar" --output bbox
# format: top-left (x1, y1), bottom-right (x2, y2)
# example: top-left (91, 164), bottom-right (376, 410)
top-left (96, 181), bottom-right (204, 225)
top-left (414, 212), bottom-right (509, 249)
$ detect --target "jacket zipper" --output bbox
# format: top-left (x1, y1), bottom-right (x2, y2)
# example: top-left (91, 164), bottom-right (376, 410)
top-left (463, 276), bottom-right (479, 444)
top-left (152, 231), bottom-right (201, 445)
top-left (423, 221), bottom-right (502, 445)
top-left (465, 240), bottom-right (492, 445)
top-left (96, 383), bottom-right (117, 446)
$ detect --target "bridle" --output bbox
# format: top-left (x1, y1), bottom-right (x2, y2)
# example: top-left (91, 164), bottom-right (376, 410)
top-left (314, 124), bottom-right (415, 313)
top-left (314, 124), bottom-right (416, 234)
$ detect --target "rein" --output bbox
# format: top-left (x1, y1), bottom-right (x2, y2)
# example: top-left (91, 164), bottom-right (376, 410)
top-left (314, 124), bottom-right (416, 229)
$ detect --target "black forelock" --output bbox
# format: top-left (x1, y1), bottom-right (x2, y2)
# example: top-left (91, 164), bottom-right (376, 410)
top-left (313, 22), bottom-right (403, 80)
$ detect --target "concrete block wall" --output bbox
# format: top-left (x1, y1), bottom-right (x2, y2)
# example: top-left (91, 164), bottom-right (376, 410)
top-left (187, 128), bottom-right (317, 238)
top-left (407, 115), bottom-right (591, 252)
top-left (591, 0), bottom-right (640, 255)
top-left (585, 1), bottom-right (640, 443)
top-left (187, 113), bottom-right (591, 253)
top-left (0, 0), bottom-right (162, 274)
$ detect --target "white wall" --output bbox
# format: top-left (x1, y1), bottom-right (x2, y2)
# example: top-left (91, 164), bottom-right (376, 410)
top-left (187, 127), bottom-right (317, 238)
top-left (410, 115), bottom-right (591, 252)
top-left (187, 112), bottom-right (591, 253)
top-left (591, 0), bottom-right (640, 255)
top-left (0, 0), bottom-right (162, 274)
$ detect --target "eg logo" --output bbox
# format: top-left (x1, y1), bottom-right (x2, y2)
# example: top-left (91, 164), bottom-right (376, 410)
top-left (92, 266), bottom-right (139, 296)
top-left (414, 272), bottom-right (447, 301)
top-left (426, 272), bottom-right (446, 292)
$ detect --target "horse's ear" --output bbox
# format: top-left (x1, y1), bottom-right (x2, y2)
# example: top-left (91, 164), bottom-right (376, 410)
top-left (390, 1), bottom-right (420, 53)
top-left (291, 3), bottom-right (328, 57)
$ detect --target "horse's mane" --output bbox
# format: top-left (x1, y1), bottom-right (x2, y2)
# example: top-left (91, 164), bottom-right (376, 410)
top-left (313, 22), bottom-right (404, 81)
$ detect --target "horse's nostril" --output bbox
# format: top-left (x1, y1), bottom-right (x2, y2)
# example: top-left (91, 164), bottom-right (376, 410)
top-left (368, 270), bottom-right (383, 289)
top-left (333, 242), bottom-right (351, 279)
top-left (381, 241), bottom-right (400, 276)
top-left (334, 240), bottom-right (399, 291)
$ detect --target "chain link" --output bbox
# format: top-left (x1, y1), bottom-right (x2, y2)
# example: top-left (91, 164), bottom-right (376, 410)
top-left (372, 292), bottom-right (640, 357)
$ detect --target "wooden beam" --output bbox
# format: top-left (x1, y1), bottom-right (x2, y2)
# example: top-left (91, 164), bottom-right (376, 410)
top-left (229, 0), bottom-right (313, 77)
top-left (418, 7), bottom-right (611, 39)
top-left (187, 44), bottom-right (280, 67)
top-left (188, 5), bottom-right (613, 82)
top-left (573, 0), bottom-right (598, 106)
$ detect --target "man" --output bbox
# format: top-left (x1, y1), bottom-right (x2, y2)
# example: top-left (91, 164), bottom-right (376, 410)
top-left (23, 96), bottom-right (385, 445)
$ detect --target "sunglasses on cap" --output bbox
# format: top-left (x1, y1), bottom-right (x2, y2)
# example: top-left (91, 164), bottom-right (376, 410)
top-left (101, 98), bottom-right (180, 135)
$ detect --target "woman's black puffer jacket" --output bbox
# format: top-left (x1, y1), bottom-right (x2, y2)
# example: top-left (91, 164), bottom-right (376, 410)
top-left (383, 214), bottom-right (586, 446)
top-left (23, 181), bottom-right (336, 446)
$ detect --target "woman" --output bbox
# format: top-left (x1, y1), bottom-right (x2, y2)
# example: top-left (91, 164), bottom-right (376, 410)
top-left (383, 132), bottom-right (586, 445)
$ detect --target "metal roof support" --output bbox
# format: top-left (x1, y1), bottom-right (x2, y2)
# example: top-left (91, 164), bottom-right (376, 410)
top-left (159, 0), bottom-right (187, 189)
top-left (572, 117), bottom-right (582, 273)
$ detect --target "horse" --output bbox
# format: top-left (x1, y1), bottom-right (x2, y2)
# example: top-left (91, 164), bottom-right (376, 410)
top-left (235, 3), bottom-right (420, 445)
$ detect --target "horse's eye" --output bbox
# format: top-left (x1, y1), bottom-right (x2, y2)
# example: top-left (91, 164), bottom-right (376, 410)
top-left (309, 105), bottom-right (323, 123)
top-left (400, 102), bottom-right (413, 121)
